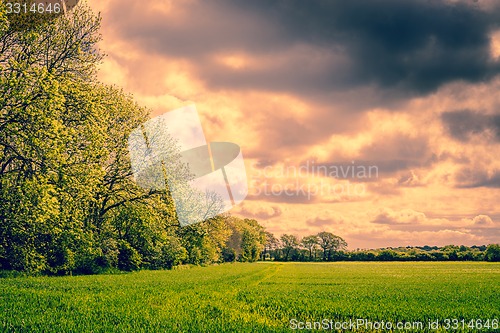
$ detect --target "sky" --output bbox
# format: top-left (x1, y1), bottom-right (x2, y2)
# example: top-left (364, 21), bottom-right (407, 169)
top-left (87, 0), bottom-right (500, 249)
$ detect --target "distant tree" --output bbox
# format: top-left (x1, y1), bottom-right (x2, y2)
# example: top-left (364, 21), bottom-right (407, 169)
top-left (280, 234), bottom-right (299, 261)
top-left (444, 246), bottom-right (459, 259)
top-left (262, 231), bottom-right (279, 261)
top-left (240, 219), bottom-right (266, 262)
top-left (484, 244), bottom-right (500, 262)
top-left (414, 251), bottom-right (433, 261)
top-left (178, 215), bottom-right (231, 265)
top-left (377, 249), bottom-right (398, 261)
top-left (301, 235), bottom-right (319, 261)
top-left (317, 232), bottom-right (347, 261)
top-left (429, 251), bottom-right (448, 261)
top-left (222, 217), bottom-right (266, 262)
top-left (457, 250), bottom-right (475, 261)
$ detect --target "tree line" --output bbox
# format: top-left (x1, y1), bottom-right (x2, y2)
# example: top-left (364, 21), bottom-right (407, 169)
top-left (262, 233), bottom-right (500, 263)
top-left (0, 5), bottom-right (498, 276)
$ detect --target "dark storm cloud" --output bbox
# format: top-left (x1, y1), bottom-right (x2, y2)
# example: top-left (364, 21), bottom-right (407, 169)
top-left (455, 167), bottom-right (500, 188)
top-left (111, 0), bottom-right (500, 97)
top-left (228, 0), bottom-right (500, 92)
top-left (441, 110), bottom-right (500, 142)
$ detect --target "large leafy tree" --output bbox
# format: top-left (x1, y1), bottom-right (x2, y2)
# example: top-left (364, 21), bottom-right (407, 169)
top-left (261, 231), bottom-right (279, 261)
top-left (0, 4), bottom-right (185, 274)
top-left (280, 234), bottom-right (299, 261)
top-left (317, 232), bottom-right (347, 261)
top-left (218, 217), bottom-right (267, 262)
top-left (484, 244), bottom-right (500, 262)
top-left (0, 3), bottom-right (270, 274)
top-left (301, 235), bottom-right (319, 261)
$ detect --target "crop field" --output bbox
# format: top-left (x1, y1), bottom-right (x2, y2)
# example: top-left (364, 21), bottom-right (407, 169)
top-left (0, 262), bottom-right (498, 332)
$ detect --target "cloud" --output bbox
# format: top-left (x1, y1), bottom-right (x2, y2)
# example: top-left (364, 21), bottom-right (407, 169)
top-left (367, 181), bottom-right (402, 196)
top-left (367, 209), bottom-right (499, 248)
top-left (106, 0), bottom-right (500, 100)
top-left (372, 208), bottom-right (428, 225)
top-left (234, 203), bottom-right (282, 220)
top-left (441, 109), bottom-right (500, 142)
top-left (306, 212), bottom-right (345, 227)
top-left (314, 133), bottom-right (434, 182)
top-left (245, 192), bottom-right (318, 204)
top-left (321, 159), bottom-right (425, 177)
top-left (454, 167), bottom-right (500, 188)
top-left (397, 170), bottom-right (425, 187)
top-left (358, 133), bottom-right (431, 162)
top-left (347, 228), bottom-right (490, 248)
top-left (472, 214), bottom-right (495, 226)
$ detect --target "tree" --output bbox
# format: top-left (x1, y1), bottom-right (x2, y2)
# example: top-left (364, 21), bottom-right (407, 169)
top-left (1, 5), bottom-right (103, 78)
top-left (240, 219), bottom-right (266, 262)
top-left (280, 234), bottom-right (299, 261)
top-left (378, 249), bottom-right (398, 261)
top-left (301, 235), bottom-right (319, 261)
top-left (149, 236), bottom-right (187, 269)
top-left (178, 215), bottom-right (232, 265)
top-left (0, 4), bottom-right (107, 274)
top-left (117, 240), bottom-right (142, 271)
top-left (222, 217), bottom-right (266, 262)
top-left (317, 232), bottom-right (347, 261)
top-left (262, 231), bottom-right (279, 261)
top-left (484, 244), bottom-right (500, 262)
top-left (0, 4), bottom-right (192, 274)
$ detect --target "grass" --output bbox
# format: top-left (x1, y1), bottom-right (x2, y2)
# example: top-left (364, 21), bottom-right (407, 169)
top-left (0, 262), bottom-right (498, 332)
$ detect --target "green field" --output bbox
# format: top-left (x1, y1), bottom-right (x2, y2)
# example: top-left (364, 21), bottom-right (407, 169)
top-left (0, 262), bottom-right (498, 332)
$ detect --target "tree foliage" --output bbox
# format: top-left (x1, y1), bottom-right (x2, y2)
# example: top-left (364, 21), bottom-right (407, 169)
top-left (0, 5), bottom-right (268, 275)
top-left (317, 231), bottom-right (347, 261)
top-left (484, 244), bottom-right (500, 262)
